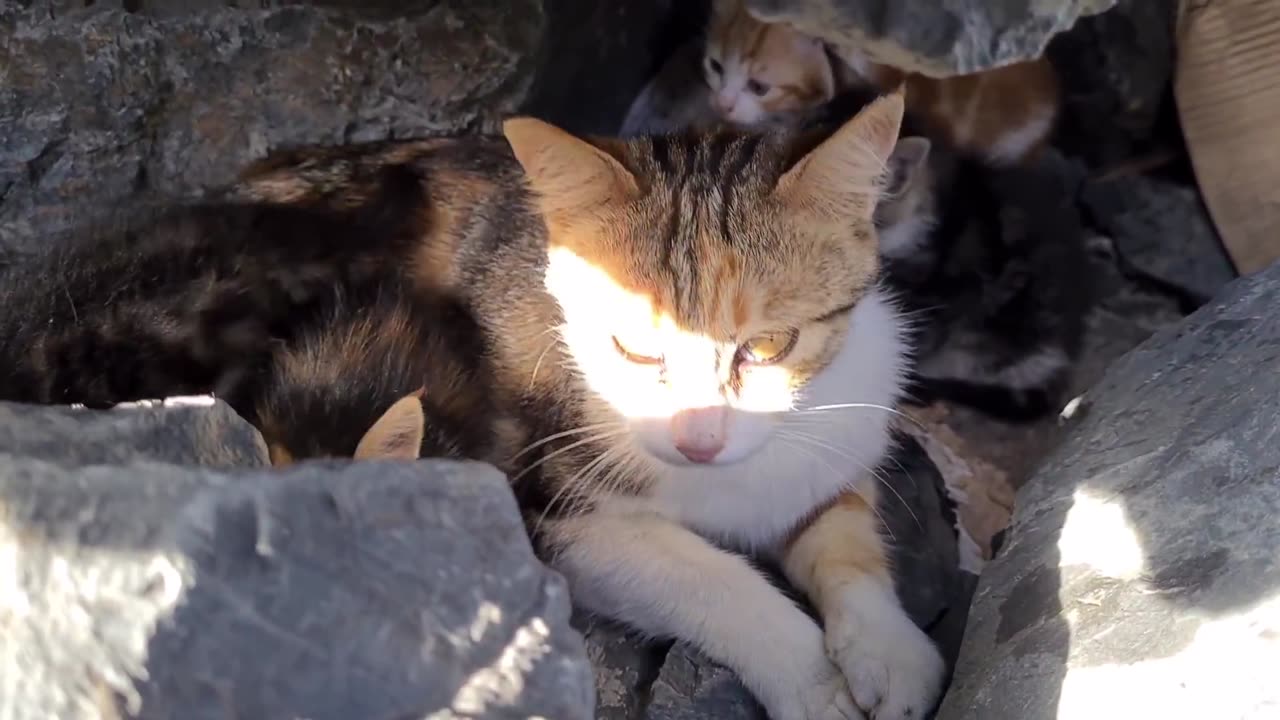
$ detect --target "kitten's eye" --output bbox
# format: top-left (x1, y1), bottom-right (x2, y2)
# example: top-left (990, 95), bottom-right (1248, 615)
top-left (739, 330), bottom-right (799, 365)
top-left (747, 79), bottom-right (770, 96)
top-left (613, 335), bottom-right (663, 365)
top-left (707, 58), bottom-right (723, 75)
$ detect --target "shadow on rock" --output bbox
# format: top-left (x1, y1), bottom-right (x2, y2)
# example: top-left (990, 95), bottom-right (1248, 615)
top-left (937, 263), bottom-right (1280, 719)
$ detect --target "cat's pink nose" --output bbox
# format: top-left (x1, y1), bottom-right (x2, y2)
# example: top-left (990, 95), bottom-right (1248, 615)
top-left (671, 407), bottom-right (727, 464)
top-left (714, 94), bottom-right (734, 113)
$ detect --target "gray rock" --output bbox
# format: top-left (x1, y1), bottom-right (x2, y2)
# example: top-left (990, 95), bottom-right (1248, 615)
top-left (0, 397), bottom-right (266, 469)
top-left (1082, 174), bottom-right (1236, 304)
top-left (936, 264), bottom-right (1280, 720)
top-left (0, 402), bottom-right (593, 719)
top-left (647, 646), bottom-right (766, 720)
top-left (745, 0), bottom-right (1116, 76)
top-left (0, 0), bottom-right (543, 254)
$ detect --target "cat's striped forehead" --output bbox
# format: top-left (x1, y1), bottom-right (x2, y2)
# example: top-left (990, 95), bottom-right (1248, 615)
top-left (594, 131), bottom-right (879, 337)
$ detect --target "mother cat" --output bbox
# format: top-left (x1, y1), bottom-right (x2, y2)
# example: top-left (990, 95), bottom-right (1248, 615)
top-left (0, 91), bottom-right (942, 720)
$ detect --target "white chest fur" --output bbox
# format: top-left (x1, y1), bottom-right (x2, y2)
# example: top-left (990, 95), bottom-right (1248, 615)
top-left (599, 288), bottom-right (909, 552)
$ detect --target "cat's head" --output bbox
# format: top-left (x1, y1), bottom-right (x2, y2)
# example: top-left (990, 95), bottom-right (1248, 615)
top-left (702, 0), bottom-right (835, 128)
top-left (504, 92), bottom-right (908, 471)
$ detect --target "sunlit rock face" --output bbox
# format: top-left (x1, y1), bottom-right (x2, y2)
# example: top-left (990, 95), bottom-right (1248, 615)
top-left (0, 399), bottom-right (593, 719)
top-left (937, 263), bottom-right (1280, 720)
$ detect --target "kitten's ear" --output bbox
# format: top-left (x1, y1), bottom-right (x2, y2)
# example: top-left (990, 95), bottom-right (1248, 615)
top-left (774, 89), bottom-right (904, 219)
top-left (503, 117), bottom-right (639, 217)
top-left (884, 136), bottom-right (931, 197)
top-left (354, 392), bottom-right (425, 461)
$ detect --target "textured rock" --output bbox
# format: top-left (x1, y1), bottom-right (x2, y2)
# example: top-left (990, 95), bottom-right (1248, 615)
top-left (0, 397), bottom-right (266, 469)
top-left (0, 0), bottom-right (543, 253)
top-left (0, 402), bottom-right (593, 720)
top-left (936, 264), bottom-right (1280, 720)
top-left (1082, 174), bottom-right (1236, 304)
top-left (581, 439), bottom-right (972, 718)
top-left (745, 0), bottom-right (1116, 76)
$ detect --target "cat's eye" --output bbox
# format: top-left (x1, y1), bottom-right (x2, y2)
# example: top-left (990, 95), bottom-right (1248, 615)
top-left (707, 58), bottom-right (723, 75)
top-left (739, 330), bottom-right (798, 366)
top-left (613, 335), bottom-right (663, 366)
top-left (746, 79), bottom-right (770, 96)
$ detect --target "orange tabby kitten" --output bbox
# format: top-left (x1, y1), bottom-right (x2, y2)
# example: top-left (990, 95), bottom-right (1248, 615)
top-left (835, 47), bottom-right (1061, 165)
top-left (705, 0), bottom-right (1061, 164)
top-left (703, 0), bottom-right (834, 127)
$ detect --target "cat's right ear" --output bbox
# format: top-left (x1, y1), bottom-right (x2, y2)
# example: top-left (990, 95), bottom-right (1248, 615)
top-left (354, 392), bottom-right (425, 461)
top-left (503, 117), bottom-right (639, 217)
top-left (773, 89), bottom-right (905, 220)
top-left (884, 136), bottom-right (931, 197)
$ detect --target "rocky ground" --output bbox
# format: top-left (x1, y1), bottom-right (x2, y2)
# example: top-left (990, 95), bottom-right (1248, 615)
top-left (3, 0), bottom-right (1275, 719)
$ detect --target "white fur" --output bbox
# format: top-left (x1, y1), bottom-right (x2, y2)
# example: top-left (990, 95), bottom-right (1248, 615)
top-left (825, 580), bottom-right (947, 718)
top-left (986, 104), bottom-right (1056, 165)
top-left (553, 512), bottom-right (862, 720)
top-left (599, 285), bottom-right (910, 551)
top-left (920, 344), bottom-right (1068, 391)
top-left (878, 213), bottom-right (934, 262)
top-left (549, 285), bottom-right (938, 719)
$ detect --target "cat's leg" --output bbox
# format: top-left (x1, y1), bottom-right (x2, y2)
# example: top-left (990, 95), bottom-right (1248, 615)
top-left (780, 488), bottom-right (945, 720)
top-left (548, 511), bottom-right (862, 720)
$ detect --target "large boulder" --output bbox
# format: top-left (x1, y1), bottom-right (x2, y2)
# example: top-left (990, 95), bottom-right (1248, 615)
top-left (0, 0), bottom-right (683, 258)
top-left (0, 399), bottom-right (594, 719)
top-left (936, 264), bottom-right (1280, 719)
top-left (745, 0), bottom-right (1117, 76)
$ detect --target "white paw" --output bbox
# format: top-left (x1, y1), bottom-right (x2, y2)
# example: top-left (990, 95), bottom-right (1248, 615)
top-left (751, 625), bottom-right (865, 720)
top-left (825, 585), bottom-right (946, 719)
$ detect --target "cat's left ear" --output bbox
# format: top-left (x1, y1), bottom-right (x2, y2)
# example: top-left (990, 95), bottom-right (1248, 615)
top-left (774, 88), bottom-right (904, 220)
top-left (504, 117), bottom-right (639, 218)
top-left (354, 392), bottom-right (425, 461)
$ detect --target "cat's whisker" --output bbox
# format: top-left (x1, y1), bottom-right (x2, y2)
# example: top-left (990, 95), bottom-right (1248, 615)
top-left (512, 430), bottom-right (630, 482)
top-left (778, 430), bottom-right (921, 532)
top-left (776, 435), bottom-right (896, 543)
top-left (794, 402), bottom-right (930, 432)
top-left (511, 421), bottom-right (625, 461)
top-left (533, 445), bottom-right (621, 535)
top-left (528, 336), bottom-right (563, 391)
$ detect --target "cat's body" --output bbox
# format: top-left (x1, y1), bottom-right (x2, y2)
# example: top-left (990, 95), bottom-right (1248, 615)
top-left (0, 95), bottom-right (945, 720)
top-left (255, 285), bottom-right (519, 467)
top-left (800, 87), bottom-right (1092, 421)
top-left (702, 0), bottom-right (1061, 164)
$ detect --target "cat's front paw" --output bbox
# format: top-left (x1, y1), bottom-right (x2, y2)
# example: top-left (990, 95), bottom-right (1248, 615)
top-left (824, 585), bottom-right (945, 720)
top-left (765, 659), bottom-right (864, 720)
top-left (749, 625), bottom-right (864, 720)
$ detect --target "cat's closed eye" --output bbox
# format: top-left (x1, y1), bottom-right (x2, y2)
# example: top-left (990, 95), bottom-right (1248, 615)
top-left (739, 329), bottom-right (798, 365)
top-left (746, 79), bottom-right (770, 96)
top-left (706, 57), bottom-right (723, 75)
top-left (613, 335), bottom-right (663, 366)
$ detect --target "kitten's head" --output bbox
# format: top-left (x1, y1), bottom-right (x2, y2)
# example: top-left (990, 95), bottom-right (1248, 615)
top-left (702, 0), bottom-right (835, 128)
top-left (875, 136), bottom-right (936, 262)
top-left (505, 92), bottom-right (906, 471)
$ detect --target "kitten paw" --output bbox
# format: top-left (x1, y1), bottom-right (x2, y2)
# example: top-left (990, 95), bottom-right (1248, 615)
top-left (825, 585), bottom-right (945, 720)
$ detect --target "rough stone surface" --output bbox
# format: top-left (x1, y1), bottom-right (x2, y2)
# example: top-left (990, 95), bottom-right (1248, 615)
top-left (0, 401), bottom-right (593, 720)
top-left (745, 0), bottom-right (1116, 76)
top-left (936, 264), bottom-right (1280, 720)
top-left (0, 0), bottom-right (544, 253)
top-left (0, 397), bottom-right (266, 469)
top-left (581, 439), bottom-right (973, 718)
top-left (1082, 173), bottom-right (1236, 304)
